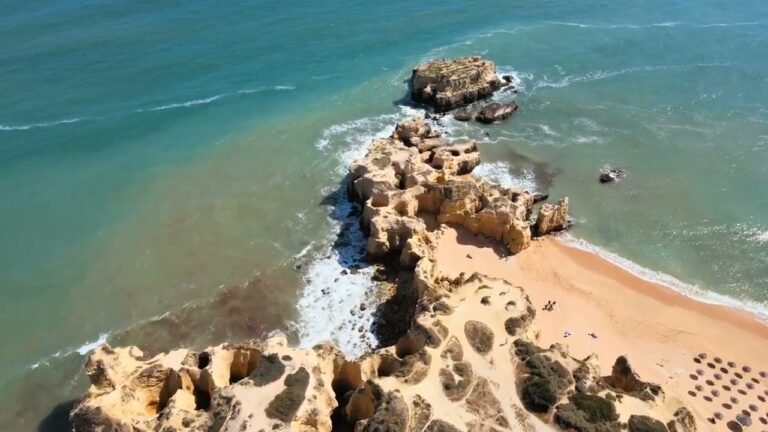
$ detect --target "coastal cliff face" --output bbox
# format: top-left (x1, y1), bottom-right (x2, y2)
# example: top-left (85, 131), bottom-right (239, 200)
top-left (410, 57), bottom-right (501, 112)
top-left (349, 115), bottom-right (560, 259)
top-left (69, 58), bottom-right (693, 432)
top-left (70, 269), bottom-right (690, 432)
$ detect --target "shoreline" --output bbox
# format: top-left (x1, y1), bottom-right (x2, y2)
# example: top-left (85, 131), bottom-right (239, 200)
top-left (559, 234), bottom-right (768, 325)
top-left (436, 226), bottom-right (768, 425)
top-left (66, 56), bottom-right (768, 431)
top-left (552, 236), bottom-right (768, 340)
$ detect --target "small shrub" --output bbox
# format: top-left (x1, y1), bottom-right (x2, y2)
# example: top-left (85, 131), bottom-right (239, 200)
top-left (627, 415), bottom-right (668, 432)
top-left (521, 376), bottom-right (557, 413)
top-left (570, 393), bottom-right (619, 423)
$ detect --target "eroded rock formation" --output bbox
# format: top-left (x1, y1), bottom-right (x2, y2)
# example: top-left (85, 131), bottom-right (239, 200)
top-left (474, 102), bottom-right (518, 124)
top-left (70, 334), bottom-right (340, 432)
top-left (349, 115), bottom-right (558, 259)
top-left (70, 114), bottom-right (693, 432)
top-left (411, 57), bottom-right (502, 112)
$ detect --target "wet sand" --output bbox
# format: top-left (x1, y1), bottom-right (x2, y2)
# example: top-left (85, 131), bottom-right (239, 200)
top-left (436, 227), bottom-right (768, 427)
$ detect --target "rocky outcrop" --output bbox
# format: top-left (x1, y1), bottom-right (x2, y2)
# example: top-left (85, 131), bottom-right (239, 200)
top-left (474, 102), bottom-right (518, 124)
top-left (666, 408), bottom-right (697, 432)
top-left (534, 197), bottom-right (570, 236)
top-left (411, 57), bottom-right (502, 112)
top-left (71, 114), bottom-right (692, 432)
top-left (599, 167), bottom-right (625, 184)
top-left (70, 334), bottom-right (340, 432)
top-left (350, 115), bottom-right (559, 257)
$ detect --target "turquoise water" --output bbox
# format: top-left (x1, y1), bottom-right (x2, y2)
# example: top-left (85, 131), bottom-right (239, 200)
top-left (1, 0), bottom-right (768, 429)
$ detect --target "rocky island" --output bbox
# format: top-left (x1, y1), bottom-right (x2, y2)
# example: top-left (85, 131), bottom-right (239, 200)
top-left (69, 58), bottom-right (768, 432)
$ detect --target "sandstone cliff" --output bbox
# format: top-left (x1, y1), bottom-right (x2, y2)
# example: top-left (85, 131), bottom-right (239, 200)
top-left (411, 57), bottom-right (502, 112)
top-left (349, 116), bottom-right (554, 259)
top-left (69, 115), bottom-right (692, 432)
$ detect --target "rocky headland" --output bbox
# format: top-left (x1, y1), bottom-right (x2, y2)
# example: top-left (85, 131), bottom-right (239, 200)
top-left (69, 57), bottom-right (709, 432)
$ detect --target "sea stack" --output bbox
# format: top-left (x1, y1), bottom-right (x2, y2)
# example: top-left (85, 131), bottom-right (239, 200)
top-left (410, 56), bottom-right (502, 112)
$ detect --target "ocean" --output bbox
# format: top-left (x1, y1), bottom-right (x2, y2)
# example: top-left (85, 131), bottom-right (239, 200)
top-left (1, 0), bottom-right (767, 429)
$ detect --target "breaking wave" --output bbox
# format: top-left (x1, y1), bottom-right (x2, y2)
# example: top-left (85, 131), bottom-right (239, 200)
top-left (1, 85), bottom-right (296, 131)
top-left (0, 117), bottom-right (86, 131)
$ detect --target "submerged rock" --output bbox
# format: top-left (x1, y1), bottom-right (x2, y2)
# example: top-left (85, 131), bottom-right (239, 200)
top-left (474, 102), bottom-right (518, 124)
top-left (411, 56), bottom-right (501, 112)
top-left (452, 108), bottom-right (473, 122)
top-left (599, 167), bottom-right (625, 183)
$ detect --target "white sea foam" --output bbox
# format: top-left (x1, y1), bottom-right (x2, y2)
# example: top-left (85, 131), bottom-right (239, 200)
top-left (473, 161), bottom-right (537, 191)
top-left (297, 109), bottom-right (430, 356)
top-left (76, 333), bottom-right (109, 355)
top-left (293, 241), bottom-right (315, 260)
top-left (238, 85), bottom-right (296, 94)
top-left (548, 21), bottom-right (762, 29)
top-left (145, 95), bottom-right (225, 112)
top-left (560, 233), bottom-right (768, 321)
top-left (294, 192), bottom-right (380, 357)
top-left (0, 117), bottom-right (86, 131)
top-left (529, 63), bottom-right (730, 96)
top-left (28, 332), bottom-right (111, 370)
top-left (2, 86), bottom-right (297, 132)
top-left (140, 85), bottom-right (296, 112)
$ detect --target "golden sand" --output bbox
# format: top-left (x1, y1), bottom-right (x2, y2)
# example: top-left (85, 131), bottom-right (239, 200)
top-left (435, 226), bottom-right (768, 426)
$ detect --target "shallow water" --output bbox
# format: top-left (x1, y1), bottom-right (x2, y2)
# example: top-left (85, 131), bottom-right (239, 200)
top-left (1, 0), bottom-right (767, 429)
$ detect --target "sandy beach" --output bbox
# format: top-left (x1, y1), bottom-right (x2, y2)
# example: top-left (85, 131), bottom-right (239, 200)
top-left (436, 226), bottom-right (768, 427)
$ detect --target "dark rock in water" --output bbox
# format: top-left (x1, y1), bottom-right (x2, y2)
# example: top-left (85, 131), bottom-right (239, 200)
top-left (599, 167), bottom-right (625, 184)
top-left (532, 192), bottom-right (549, 204)
top-left (453, 108), bottom-right (473, 122)
top-left (371, 267), bottom-right (388, 282)
top-left (475, 102), bottom-right (518, 124)
top-left (502, 74), bottom-right (513, 83)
